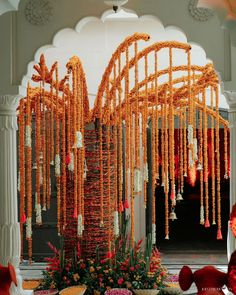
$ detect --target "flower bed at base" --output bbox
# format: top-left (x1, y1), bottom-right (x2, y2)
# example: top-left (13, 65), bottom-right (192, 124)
top-left (37, 228), bottom-right (168, 294)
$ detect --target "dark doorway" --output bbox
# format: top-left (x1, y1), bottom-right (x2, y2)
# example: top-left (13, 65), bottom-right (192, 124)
top-left (156, 178), bottom-right (229, 252)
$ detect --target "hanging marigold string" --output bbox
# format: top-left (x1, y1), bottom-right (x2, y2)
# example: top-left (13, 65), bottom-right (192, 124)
top-left (211, 87), bottom-right (216, 225)
top-left (179, 111), bottom-right (184, 195)
top-left (62, 94), bottom-right (67, 232)
top-left (183, 110), bottom-right (187, 177)
top-left (42, 81), bottom-right (47, 211)
top-left (164, 88), bottom-right (169, 240)
top-left (224, 126), bottom-right (229, 179)
top-left (26, 84), bottom-right (33, 263)
top-left (215, 86), bottom-right (222, 240)
top-left (154, 50), bottom-right (159, 181)
top-left (199, 110), bottom-right (204, 225)
top-left (169, 47), bottom-right (175, 207)
top-left (203, 90), bottom-right (210, 228)
top-left (55, 65), bottom-right (62, 235)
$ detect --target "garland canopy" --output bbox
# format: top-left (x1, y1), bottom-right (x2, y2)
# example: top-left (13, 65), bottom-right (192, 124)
top-left (18, 33), bottom-right (229, 261)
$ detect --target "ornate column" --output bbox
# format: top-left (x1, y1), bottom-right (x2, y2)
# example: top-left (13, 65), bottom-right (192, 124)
top-left (0, 95), bottom-right (32, 295)
top-left (224, 91), bottom-right (236, 260)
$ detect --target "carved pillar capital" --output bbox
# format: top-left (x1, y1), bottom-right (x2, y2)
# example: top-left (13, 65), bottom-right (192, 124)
top-left (0, 95), bottom-right (23, 131)
top-left (224, 91), bottom-right (236, 111)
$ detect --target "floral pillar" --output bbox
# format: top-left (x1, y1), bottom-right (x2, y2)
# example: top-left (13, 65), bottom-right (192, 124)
top-left (0, 95), bottom-right (32, 295)
top-left (225, 91), bottom-right (236, 259)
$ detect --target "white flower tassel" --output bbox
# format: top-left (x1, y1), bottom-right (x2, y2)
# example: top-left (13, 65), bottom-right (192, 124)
top-left (55, 154), bottom-right (61, 176)
top-left (134, 168), bottom-right (142, 193)
top-left (144, 162), bottom-right (149, 182)
top-left (152, 223), bottom-right (156, 245)
top-left (73, 131), bottom-right (83, 148)
top-left (36, 203), bottom-right (42, 225)
top-left (189, 149), bottom-right (194, 168)
top-left (84, 159), bottom-right (88, 179)
top-left (77, 214), bottom-right (83, 237)
top-left (193, 138), bottom-right (198, 161)
top-left (26, 217), bottom-right (32, 239)
top-left (187, 125), bottom-right (193, 145)
top-left (17, 171), bottom-right (20, 192)
top-left (113, 211), bottom-right (119, 237)
top-left (25, 125), bottom-right (32, 148)
top-left (40, 166), bottom-right (43, 185)
top-left (200, 206), bottom-right (205, 225)
top-left (68, 152), bottom-right (74, 172)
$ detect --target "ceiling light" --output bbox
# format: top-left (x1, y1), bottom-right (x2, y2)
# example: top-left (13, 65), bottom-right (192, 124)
top-left (104, 0), bottom-right (128, 13)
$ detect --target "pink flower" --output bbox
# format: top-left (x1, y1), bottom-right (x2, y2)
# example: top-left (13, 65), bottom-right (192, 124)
top-left (130, 266), bottom-right (135, 271)
top-left (118, 278), bottom-right (124, 285)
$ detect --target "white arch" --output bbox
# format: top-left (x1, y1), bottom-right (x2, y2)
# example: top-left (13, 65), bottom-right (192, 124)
top-left (20, 8), bottom-right (229, 109)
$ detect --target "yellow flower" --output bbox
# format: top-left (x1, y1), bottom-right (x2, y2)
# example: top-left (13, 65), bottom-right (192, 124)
top-left (147, 272), bottom-right (154, 278)
top-left (126, 281), bottom-right (132, 288)
top-left (90, 266), bottom-right (95, 273)
top-left (156, 276), bottom-right (161, 283)
top-left (73, 273), bottom-right (80, 282)
top-left (103, 270), bottom-right (109, 274)
top-left (50, 282), bottom-right (56, 289)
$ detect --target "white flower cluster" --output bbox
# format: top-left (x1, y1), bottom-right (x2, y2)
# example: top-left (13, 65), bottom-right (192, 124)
top-left (25, 125), bottom-right (32, 148)
top-left (200, 206), bottom-right (205, 224)
top-left (134, 168), bottom-right (142, 193)
top-left (55, 154), bottom-right (61, 176)
top-left (84, 159), bottom-right (88, 179)
top-left (73, 131), bottom-right (83, 148)
top-left (188, 124), bottom-right (193, 145)
top-left (36, 203), bottom-right (42, 225)
top-left (144, 162), bottom-right (149, 182)
top-left (77, 214), bottom-right (84, 237)
top-left (18, 171), bottom-right (20, 192)
top-left (40, 166), bottom-right (43, 185)
top-left (189, 149), bottom-right (194, 167)
top-left (193, 138), bottom-right (198, 161)
top-left (152, 223), bottom-right (156, 245)
top-left (26, 217), bottom-right (32, 239)
top-left (113, 211), bottom-right (119, 237)
top-left (68, 152), bottom-right (74, 172)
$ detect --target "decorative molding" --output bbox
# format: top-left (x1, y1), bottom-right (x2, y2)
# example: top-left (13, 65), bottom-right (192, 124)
top-left (0, 0), bottom-right (20, 16)
top-left (0, 95), bottom-right (22, 114)
top-left (0, 117), bottom-right (18, 131)
top-left (25, 0), bottom-right (53, 26)
top-left (188, 0), bottom-right (214, 22)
